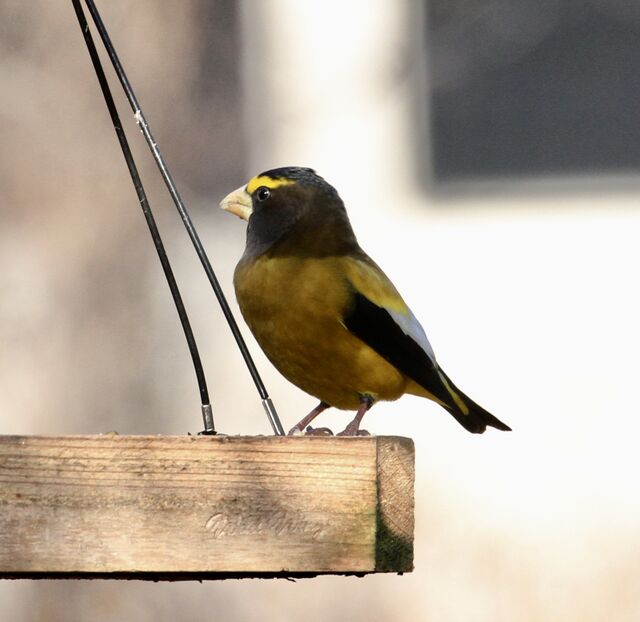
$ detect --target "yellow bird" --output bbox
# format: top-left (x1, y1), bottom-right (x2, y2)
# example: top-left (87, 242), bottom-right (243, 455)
top-left (220, 167), bottom-right (510, 436)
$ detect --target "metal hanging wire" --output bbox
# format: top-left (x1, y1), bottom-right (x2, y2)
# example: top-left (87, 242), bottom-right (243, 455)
top-left (71, 0), bottom-right (284, 436)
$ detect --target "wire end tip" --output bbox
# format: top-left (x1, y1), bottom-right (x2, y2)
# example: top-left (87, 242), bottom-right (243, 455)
top-left (200, 403), bottom-right (216, 435)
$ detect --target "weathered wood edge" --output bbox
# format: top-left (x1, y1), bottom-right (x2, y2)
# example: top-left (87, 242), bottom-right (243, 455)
top-left (375, 436), bottom-right (415, 573)
top-left (0, 570), bottom-right (367, 582)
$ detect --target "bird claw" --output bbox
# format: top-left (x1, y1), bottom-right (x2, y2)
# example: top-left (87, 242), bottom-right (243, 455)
top-left (336, 427), bottom-right (371, 437)
top-left (304, 426), bottom-right (334, 436)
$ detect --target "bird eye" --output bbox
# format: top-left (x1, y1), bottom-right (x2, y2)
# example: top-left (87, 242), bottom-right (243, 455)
top-left (255, 186), bottom-right (271, 202)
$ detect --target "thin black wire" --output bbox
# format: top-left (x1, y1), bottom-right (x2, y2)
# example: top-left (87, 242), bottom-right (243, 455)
top-left (77, 0), bottom-right (284, 435)
top-left (71, 0), bottom-right (216, 434)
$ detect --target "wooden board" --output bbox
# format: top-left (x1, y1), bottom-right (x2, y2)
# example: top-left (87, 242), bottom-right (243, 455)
top-left (0, 435), bottom-right (414, 579)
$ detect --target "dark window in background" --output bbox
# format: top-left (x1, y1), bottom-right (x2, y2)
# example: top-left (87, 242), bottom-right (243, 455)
top-left (427, 0), bottom-right (640, 182)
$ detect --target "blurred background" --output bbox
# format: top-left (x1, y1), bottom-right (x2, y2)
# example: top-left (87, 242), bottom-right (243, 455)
top-left (2, 0), bottom-right (640, 620)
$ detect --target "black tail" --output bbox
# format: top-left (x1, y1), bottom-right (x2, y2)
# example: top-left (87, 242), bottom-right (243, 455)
top-left (438, 369), bottom-right (511, 434)
top-left (443, 395), bottom-right (511, 434)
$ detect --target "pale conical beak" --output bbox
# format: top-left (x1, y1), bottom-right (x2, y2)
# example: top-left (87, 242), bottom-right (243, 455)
top-left (219, 185), bottom-right (253, 221)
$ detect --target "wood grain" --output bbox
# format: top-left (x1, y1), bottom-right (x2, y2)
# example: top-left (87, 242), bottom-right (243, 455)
top-left (0, 435), bottom-right (414, 578)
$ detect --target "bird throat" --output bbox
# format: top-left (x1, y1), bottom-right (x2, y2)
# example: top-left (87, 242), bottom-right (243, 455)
top-left (244, 200), bottom-right (359, 260)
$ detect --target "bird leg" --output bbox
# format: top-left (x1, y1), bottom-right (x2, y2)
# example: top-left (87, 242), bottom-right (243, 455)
top-left (337, 395), bottom-right (374, 436)
top-left (288, 401), bottom-right (330, 436)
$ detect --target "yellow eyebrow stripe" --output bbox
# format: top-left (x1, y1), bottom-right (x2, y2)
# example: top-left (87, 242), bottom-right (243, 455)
top-left (246, 175), bottom-right (295, 194)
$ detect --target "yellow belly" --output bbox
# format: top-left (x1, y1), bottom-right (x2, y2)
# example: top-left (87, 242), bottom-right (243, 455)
top-left (234, 254), bottom-right (409, 410)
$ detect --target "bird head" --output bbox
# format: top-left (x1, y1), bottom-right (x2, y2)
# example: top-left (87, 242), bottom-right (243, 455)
top-left (220, 167), bottom-right (358, 257)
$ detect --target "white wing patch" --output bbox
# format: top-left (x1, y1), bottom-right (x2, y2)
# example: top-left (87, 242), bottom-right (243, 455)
top-left (387, 306), bottom-right (437, 365)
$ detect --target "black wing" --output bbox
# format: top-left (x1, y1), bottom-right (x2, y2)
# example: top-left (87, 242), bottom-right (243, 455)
top-left (343, 291), bottom-right (455, 407)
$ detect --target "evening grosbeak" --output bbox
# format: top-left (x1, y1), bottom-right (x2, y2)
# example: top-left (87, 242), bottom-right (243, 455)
top-left (220, 167), bottom-right (510, 436)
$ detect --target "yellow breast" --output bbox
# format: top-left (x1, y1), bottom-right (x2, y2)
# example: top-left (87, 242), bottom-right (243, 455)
top-left (234, 255), bottom-right (408, 409)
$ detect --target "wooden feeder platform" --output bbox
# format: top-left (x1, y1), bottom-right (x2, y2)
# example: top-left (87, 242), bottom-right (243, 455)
top-left (0, 434), bottom-right (414, 580)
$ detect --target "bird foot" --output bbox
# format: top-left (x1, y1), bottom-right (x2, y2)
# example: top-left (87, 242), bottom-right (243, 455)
top-left (287, 425), bottom-right (334, 436)
top-left (287, 401), bottom-right (331, 435)
top-left (336, 426), bottom-right (371, 437)
top-left (304, 426), bottom-right (334, 436)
